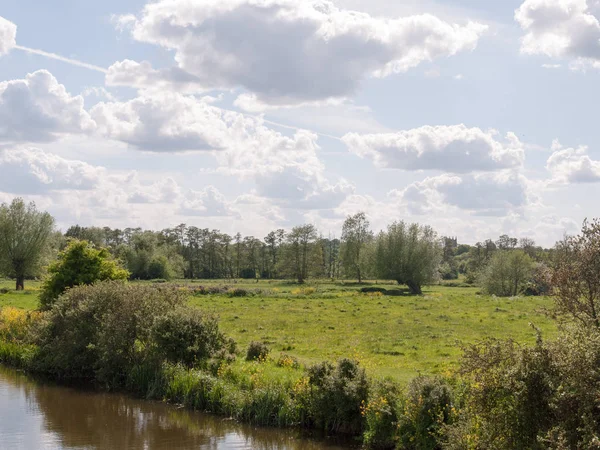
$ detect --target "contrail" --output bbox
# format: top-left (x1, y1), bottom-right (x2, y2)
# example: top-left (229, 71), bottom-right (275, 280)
top-left (14, 45), bottom-right (108, 73)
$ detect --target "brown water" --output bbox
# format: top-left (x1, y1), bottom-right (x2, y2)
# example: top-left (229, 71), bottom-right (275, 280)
top-left (0, 366), bottom-right (353, 450)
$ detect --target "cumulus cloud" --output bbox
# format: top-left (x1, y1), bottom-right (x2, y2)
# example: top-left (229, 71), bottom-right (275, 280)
top-left (515, 0), bottom-right (600, 69)
top-left (119, 0), bottom-right (486, 105)
top-left (0, 16), bottom-right (16, 56)
top-left (0, 147), bottom-right (103, 194)
top-left (546, 140), bottom-right (600, 183)
top-left (342, 125), bottom-right (524, 173)
top-left (179, 186), bottom-right (240, 217)
top-left (397, 171), bottom-right (531, 216)
top-left (0, 70), bottom-right (96, 143)
top-left (106, 60), bottom-right (204, 93)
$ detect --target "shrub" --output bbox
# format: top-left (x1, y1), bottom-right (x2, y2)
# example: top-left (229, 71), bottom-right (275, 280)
top-left (33, 282), bottom-right (231, 385)
top-left (362, 378), bottom-right (402, 449)
top-left (479, 250), bottom-right (533, 297)
top-left (228, 288), bottom-right (248, 297)
top-left (360, 287), bottom-right (387, 294)
top-left (151, 307), bottom-right (228, 367)
top-left (246, 341), bottom-right (270, 361)
top-left (0, 307), bottom-right (42, 343)
top-left (39, 240), bottom-right (129, 310)
top-left (307, 359), bottom-right (369, 434)
top-left (398, 377), bottom-right (456, 450)
top-left (276, 353), bottom-right (300, 369)
top-left (524, 263), bottom-right (553, 296)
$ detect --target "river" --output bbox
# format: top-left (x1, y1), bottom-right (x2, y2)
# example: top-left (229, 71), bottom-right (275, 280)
top-left (0, 366), bottom-right (354, 450)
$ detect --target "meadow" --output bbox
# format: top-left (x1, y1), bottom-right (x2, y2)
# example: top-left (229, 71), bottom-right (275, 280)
top-left (0, 278), bottom-right (557, 383)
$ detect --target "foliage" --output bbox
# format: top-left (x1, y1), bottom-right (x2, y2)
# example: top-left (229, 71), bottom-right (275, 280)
top-left (0, 198), bottom-right (55, 290)
top-left (479, 250), bottom-right (533, 297)
top-left (448, 324), bottom-right (600, 449)
top-left (552, 219), bottom-right (600, 327)
top-left (34, 282), bottom-right (230, 385)
top-left (246, 341), bottom-right (270, 361)
top-left (524, 262), bottom-right (553, 296)
top-left (306, 358), bottom-right (369, 434)
top-left (39, 240), bottom-right (129, 310)
top-left (279, 224), bottom-right (322, 283)
top-left (341, 212), bottom-right (374, 283)
top-left (0, 307), bottom-right (41, 343)
top-left (375, 221), bottom-right (442, 294)
top-left (362, 378), bottom-right (402, 449)
top-left (151, 307), bottom-right (228, 367)
top-left (398, 377), bottom-right (456, 450)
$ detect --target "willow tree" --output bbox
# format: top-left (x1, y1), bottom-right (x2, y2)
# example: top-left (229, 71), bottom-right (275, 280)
top-left (0, 198), bottom-right (55, 290)
top-left (341, 212), bottom-right (373, 283)
top-left (375, 221), bottom-right (441, 294)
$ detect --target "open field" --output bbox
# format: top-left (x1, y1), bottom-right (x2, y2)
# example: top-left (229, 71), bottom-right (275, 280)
top-left (0, 278), bottom-right (557, 383)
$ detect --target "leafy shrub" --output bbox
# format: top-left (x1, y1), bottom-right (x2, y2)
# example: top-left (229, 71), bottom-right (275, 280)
top-left (33, 282), bottom-right (231, 385)
top-left (479, 250), bottom-right (533, 297)
top-left (151, 307), bottom-right (228, 367)
top-left (228, 288), bottom-right (248, 297)
top-left (39, 240), bottom-right (129, 310)
top-left (276, 353), bottom-right (300, 369)
top-left (0, 307), bottom-right (42, 343)
top-left (246, 341), bottom-right (270, 361)
top-left (307, 359), bottom-right (369, 434)
top-left (361, 287), bottom-right (387, 294)
top-left (398, 377), bottom-right (456, 450)
top-left (362, 378), bottom-right (402, 449)
top-left (523, 263), bottom-right (553, 296)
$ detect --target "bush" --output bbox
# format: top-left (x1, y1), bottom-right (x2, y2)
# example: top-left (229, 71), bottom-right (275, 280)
top-left (39, 240), bottom-right (129, 310)
top-left (276, 353), bottom-right (300, 369)
top-left (246, 341), bottom-right (270, 361)
top-left (151, 307), bottom-right (228, 367)
top-left (524, 263), bottom-right (553, 296)
top-left (228, 288), bottom-right (248, 297)
top-left (398, 377), bottom-right (456, 450)
top-left (363, 378), bottom-right (402, 449)
top-left (33, 282), bottom-right (231, 386)
top-left (361, 287), bottom-right (387, 294)
top-left (307, 359), bottom-right (369, 434)
top-left (479, 250), bottom-right (533, 297)
top-left (0, 307), bottom-right (42, 344)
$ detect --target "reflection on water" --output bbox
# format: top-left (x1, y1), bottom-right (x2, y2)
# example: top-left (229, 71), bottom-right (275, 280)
top-left (0, 366), bottom-right (352, 450)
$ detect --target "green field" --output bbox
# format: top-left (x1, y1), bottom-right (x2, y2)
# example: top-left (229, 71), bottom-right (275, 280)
top-left (0, 278), bottom-right (557, 383)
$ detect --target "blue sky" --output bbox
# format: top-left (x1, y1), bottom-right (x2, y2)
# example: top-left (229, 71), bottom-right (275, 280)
top-left (0, 0), bottom-right (599, 246)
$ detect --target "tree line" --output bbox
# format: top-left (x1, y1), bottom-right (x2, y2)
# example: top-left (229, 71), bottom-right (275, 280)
top-left (0, 198), bottom-right (556, 295)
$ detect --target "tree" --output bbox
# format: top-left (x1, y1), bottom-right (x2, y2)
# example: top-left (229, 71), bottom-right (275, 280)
top-left (375, 221), bottom-right (441, 294)
top-left (0, 198), bottom-right (55, 290)
top-left (281, 224), bottom-right (320, 283)
top-left (480, 250), bottom-right (533, 297)
top-left (552, 219), bottom-right (600, 328)
top-left (40, 240), bottom-right (129, 309)
top-left (341, 212), bottom-right (373, 283)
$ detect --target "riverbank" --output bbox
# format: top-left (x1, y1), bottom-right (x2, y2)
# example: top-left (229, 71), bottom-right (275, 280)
top-left (0, 365), bottom-right (353, 449)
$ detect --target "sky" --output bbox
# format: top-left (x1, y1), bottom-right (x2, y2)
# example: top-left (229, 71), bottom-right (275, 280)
top-left (0, 0), bottom-right (599, 247)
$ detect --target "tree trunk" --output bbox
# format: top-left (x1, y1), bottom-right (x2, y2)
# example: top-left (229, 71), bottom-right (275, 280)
top-left (406, 280), bottom-right (422, 295)
top-left (16, 275), bottom-right (25, 291)
top-left (357, 267), bottom-right (362, 284)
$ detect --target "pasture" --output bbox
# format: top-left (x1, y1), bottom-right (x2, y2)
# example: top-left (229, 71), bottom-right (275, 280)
top-left (0, 278), bottom-right (557, 382)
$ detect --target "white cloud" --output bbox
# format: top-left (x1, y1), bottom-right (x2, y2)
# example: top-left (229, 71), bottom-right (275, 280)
top-left (0, 16), bottom-right (16, 56)
top-left (121, 0), bottom-right (486, 105)
top-left (0, 147), bottom-right (103, 194)
top-left (546, 140), bottom-right (600, 183)
top-left (106, 60), bottom-right (204, 93)
top-left (0, 70), bottom-right (96, 143)
top-left (342, 125), bottom-right (524, 173)
top-left (397, 171), bottom-right (531, 216)
top-left (515, 0), bottom-right (600, 69)
top-left (179, 186), bottom-right (240, 217)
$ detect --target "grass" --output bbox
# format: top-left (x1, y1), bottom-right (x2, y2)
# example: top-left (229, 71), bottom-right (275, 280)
top-left (1, 277), bottom-right (557, 383)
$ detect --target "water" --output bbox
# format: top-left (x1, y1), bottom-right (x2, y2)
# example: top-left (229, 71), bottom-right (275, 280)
top-left (0, 366), bottom-right (353, 450)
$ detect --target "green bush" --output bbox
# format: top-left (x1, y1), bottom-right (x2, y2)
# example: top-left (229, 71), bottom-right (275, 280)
top-left (246, 341), bottom-right (269, 361)
top-left (151, 307), bottom-right (228, 367)
top-left (39, 240), bottom-right (129, 310)
top-left (479, 250), bottom-right (533, 297)
top-left (33, 282), bottom-right (231, 386)
top-left (307, 359), bottom-right (369, 434)
top-left (398, 377), bottom-right (455, 450)
top-left (363, 378), bottom-right (402, 449)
